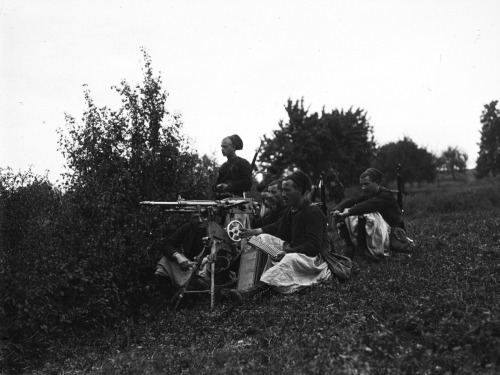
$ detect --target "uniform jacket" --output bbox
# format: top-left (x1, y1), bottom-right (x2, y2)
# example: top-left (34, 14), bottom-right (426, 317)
top-left (334, 187), bottom-right (402, 227)
top-left (261, 199), bottom-right (328, 257)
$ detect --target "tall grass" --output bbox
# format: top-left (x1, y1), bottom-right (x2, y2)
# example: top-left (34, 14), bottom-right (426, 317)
top-left (405, 183), bottom-right (500, 216)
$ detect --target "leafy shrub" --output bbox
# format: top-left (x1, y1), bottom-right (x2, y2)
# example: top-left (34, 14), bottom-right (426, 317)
top-left (1, 168), bottom-right (67, 366)
top-left (1, 51), bottom-right (219, 372)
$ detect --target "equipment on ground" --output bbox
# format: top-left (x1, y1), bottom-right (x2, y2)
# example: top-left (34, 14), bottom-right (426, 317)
top-left (141, 197), bottom-right (257, 310)
top-left (247, 236), bottom-right (281, 258)
top-left (226, 220), bottom-right (244, 242)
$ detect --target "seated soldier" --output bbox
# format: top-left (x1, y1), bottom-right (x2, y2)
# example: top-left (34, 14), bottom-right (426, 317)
top-left (331, 168), bottom-right (403, 260)
top-left (253, 179), bottom-right (287, 227)
top-left (222, 171), bottom-right (332, 302)
top-left (213, 134), bottom-right (252, 199)
top-left (154, 213), bottom-right (211, 296)
top-left (253, 189), bottom-right (272, 227)
top-left (261, 179), bottom-right (287, 226)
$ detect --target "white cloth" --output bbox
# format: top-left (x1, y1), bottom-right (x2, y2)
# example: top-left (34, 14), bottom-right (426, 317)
top-left (345, 212), bottom-right (390, 259)
top-left (257, 234), bottom-right (331, 294)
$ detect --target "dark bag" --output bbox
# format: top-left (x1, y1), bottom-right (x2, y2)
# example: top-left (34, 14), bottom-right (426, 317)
top-left (321, 249), bottom-right (352, 281)
top-left (390, 227), bottom-right (415, 253)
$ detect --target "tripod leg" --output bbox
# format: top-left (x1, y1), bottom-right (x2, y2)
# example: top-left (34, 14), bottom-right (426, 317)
top-left (169, 243), bottom-right (210, 312)
top-left (170, 289), bottom-right (184, 311)
top-left (210, 242), bottom-right (216, 309)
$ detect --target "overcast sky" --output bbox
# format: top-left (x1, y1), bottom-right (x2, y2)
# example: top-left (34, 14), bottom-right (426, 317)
top-left (1, 0), bottom-right (499, 183)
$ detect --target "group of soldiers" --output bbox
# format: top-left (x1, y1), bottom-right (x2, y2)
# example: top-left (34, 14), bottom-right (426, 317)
top-left (155, 134), bottom-right (405, 304)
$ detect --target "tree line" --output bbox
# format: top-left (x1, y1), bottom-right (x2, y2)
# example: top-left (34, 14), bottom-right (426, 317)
top-left (1, 51), bottom-right (499, 371)
top-left (257, 99), bottom-right (496, 186)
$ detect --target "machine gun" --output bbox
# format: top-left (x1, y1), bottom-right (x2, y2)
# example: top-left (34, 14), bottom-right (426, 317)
top-left (141, 197), bottom-right (256, 309)
top-left (140, 197), bottom-right (254, 215)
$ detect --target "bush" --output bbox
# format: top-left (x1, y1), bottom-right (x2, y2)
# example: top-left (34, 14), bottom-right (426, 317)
top-left (0, 51), bottom-right (219, 372)
top-left (1, 168), bottom-right (66, 366)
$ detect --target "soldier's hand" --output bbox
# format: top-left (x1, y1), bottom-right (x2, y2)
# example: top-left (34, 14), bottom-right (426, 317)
top-left (240, 228), bottom-right (263, 238)
top-left (174, 253), bottom-right (194, 271)
top-left (179, 260), bottom-right (195, 271)
top-left (338, 209), bottom-right (350, 218)
top-left (271, 250), bottom-right (286, 262)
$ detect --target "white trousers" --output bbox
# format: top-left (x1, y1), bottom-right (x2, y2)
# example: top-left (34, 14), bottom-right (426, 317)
top-left (345, 212), bottom-right (390, 259)
top-left (257, 234), bottom-right (331, 294)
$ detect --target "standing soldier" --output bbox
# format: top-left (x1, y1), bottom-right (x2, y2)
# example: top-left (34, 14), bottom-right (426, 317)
top-left (213, 134), bottom-right (252, 199)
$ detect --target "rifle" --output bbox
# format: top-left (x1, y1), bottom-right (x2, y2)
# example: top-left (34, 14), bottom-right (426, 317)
top-left (250, 141), bottom-right (263, 172)
top-left (320, 171), bottom-right (327, 216)
top-left (311, 172), bottom-right (327, 216)
top-left (396, 164), bottom-right (404, 214)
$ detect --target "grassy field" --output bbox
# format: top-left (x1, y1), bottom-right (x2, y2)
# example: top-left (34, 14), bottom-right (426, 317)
top-left (21, 177), bottom-right (500, 374)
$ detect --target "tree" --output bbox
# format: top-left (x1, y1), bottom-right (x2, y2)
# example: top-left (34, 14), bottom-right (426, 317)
top-left (438, 146), bottom-right (468, 179)
top-left (58, 49), bottom-right (216, 264)
top-left (373, 137), bottom-right (437, 184)
top-left (54, 49), bottom-right (218, 323)
top-left (476, 100), bottom-right (500, 178)
top-left (258, 98), bottom-right (376, 184)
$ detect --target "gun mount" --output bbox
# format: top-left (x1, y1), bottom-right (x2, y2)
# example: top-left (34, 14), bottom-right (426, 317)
top-left (141, 196), bottom-right (257, 309)
top-left (140, 197), bottom-right (257, 216)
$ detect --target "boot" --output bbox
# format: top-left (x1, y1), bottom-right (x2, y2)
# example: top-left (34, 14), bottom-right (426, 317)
top-left (337, 222), bottom-right (355, 259)
top-left (221, 282), bottom-right (271, 304)
top-left (356, 216), bottom-right (368, 256)
top-left (344, 242), bottom-right (356, 260)
top-left (356, 216), bottom-right (380, 260)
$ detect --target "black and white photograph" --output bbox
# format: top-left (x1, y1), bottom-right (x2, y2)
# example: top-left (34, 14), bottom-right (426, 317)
top-left (1, 1), bottom-right (499, 373)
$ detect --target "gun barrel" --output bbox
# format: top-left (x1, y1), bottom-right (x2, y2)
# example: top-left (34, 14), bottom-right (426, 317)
top-left (140, 200), bottom-right (219, 206)
top-left (140, 199), bottom-right (249, 207)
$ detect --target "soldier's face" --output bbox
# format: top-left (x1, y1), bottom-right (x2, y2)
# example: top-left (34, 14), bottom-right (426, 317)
top-left (359, 176), bottom-right (379, 195)
top-left (268, 184), bottom-right (282, 205)
top-left (190, 215), bottom-right (207, 232)
top-left (221, 138), bottom-right (235, 157)
top-left (281, 180), bottom-right (302, 207)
